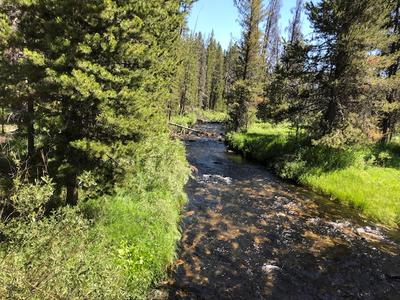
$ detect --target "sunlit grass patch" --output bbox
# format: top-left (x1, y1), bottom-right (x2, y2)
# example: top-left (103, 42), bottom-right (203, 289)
top-left (197, 110), bottom-right (228, 122)
top-left (302, 167), bottom-right (400, 226)
top-left (171, 113), bottom-right (197, 127)
top-left (95, 188), bottom-right (185, 298)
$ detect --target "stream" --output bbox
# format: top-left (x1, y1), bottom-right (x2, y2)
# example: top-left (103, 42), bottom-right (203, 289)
top-left (167, 123), bottom-right (400, 299)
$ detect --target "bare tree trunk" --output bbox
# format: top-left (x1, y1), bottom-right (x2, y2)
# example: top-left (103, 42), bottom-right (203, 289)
top-left (66, 176), bottom-right (78, 206)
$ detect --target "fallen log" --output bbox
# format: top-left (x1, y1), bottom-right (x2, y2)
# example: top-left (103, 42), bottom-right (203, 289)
top-left (169, 122), bottom-right (206, 134)
top-left (169, 122), bottom-right (225, 141)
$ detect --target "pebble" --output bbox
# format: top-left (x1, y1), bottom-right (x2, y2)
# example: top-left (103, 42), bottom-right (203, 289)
top-left (261, 264), bottom-right (281, 274)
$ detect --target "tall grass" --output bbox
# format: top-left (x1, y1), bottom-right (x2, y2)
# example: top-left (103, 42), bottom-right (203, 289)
top-left (94, 189), bottom-right (186, 298)
top-left (227, 122), bottom-right (400, 227)
top-left (0, 136), bottom-right (190, 299)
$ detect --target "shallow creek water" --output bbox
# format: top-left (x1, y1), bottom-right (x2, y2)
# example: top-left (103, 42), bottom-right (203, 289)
top-left (167, 123), bottom-right (400, 299)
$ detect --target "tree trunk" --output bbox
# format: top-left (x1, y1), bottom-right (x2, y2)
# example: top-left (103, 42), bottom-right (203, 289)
top-left (322, 98), bottom-right (337, 135)
top-left (66, 180), bottom-right (78, 206)
top-left (27, 98), bottom-right (35, 161)
top-left (1, 106), bottom-right (4, 135)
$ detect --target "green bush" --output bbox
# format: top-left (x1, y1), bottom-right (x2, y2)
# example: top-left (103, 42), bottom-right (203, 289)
top-left (0, 178), bottom-right (125, 299)
top-left (0, 137), bottom-right (190, 299)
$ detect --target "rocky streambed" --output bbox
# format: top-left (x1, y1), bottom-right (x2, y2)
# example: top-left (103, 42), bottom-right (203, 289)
top-left (167, 123), bottom-right (400, 299)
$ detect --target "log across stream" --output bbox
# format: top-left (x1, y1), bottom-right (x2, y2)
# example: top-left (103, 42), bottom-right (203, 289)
top-left (167, 123), bottom-right (400, 299)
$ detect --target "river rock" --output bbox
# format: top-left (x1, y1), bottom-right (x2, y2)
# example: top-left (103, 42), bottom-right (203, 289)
top-left (261, 264), bottom-right (281, 274)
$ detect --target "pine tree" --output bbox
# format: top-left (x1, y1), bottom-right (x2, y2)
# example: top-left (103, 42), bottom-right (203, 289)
top-left (196, 33), bottom-right (207, 109)
top-left (204, 31), bottom-right (218, 109)
top-left (175, 32), bottom-right (201, 115)
top-left (223, 41), bottom-right (241, 100)
top-left (258, 0), bottom-right (308, 132)
top-left (306, 0), bottom-right (391, 145)
top-left (380, 0), bottom-right (400, 143)
top-left (209, 44), bottom-right (225, 110)
top-left (2, 0), bottom-right (189, 204)
top-left (259, 41), bottom-right (311, 133)
top-left (229, 0), bottom-right (264, 131)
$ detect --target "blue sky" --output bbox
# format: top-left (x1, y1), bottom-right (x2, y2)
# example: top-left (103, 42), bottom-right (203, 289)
top-left (187, 0), bottom-right (312, 49)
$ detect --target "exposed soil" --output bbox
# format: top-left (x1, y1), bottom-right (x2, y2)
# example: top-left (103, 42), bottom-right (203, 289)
top-left (167, 123), bottom-right (400, 300)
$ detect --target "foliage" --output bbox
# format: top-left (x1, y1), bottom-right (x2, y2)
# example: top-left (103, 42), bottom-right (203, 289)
top-left (172, 31), bottom-right (226, 116)
top-left (227, 80), bottom-right (253, 132)
top-left (90, 137), bottom-right (189, 299)
top-left (228, 0), bottom-right (264, 132)
top-left (172, 112), bottom-right (198, 127)
top-left (1, 0), bottom-right (189, 203)
top-left (0, 136), bottom-right (190, 299)
top-left (0, 177), bottom-right (125, 299)
top-left (305, 0), bottom-right (391, 145)
top-left (171, 109), bottom-right (228, 127)
top-left (0, 0), bottom-right (192, 298)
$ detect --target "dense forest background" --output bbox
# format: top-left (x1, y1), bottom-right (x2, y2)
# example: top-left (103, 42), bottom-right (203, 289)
top-left (0, 0), bottom-right (399, 298)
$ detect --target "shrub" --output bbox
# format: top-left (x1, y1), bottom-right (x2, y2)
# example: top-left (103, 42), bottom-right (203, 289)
top-left (0, 178), bottom-right (125, 299)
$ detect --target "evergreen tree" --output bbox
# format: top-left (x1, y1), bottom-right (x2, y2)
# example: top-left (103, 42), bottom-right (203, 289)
top-left (175, 32), bottom-right (201, 115)
top-left (2, 0), bottom-right (189, 204)
top-left (380, 0), bottom-right (400, 143)
top-left (306, 0), bottom-right (391, 145)
top-left (229, 0), bottom-right (264, 131)
top-left (204, 31), bottom-right (218, 109)
top-left (223, 41), bottom-right (241, 100)
top-left (259, 40), bottom-right (311, 133)
top-left (258, 0), bottom-right (309, 132)
top-left (196, 32), bottom-right (207, 109)
top-left (209, 44), bottom-right (225, 110)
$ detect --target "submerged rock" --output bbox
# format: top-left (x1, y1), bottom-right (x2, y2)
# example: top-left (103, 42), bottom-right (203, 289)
top-left (261, 264), bottom-right (281, 274)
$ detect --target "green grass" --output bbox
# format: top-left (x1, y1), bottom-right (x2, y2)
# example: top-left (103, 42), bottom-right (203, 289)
top-left (93, 137), bottom-right (190, 298)
top-left (171, 112), bottom-right (198, 127)
top-left (93, 188), bottom-right (186, 298)
top-left (302, 167), bottom-right (400, 226)
top-left (0, 136), bottom-right (189, 299)
top-left (227, 122), bottom-right (400, 227)
top-left (197, 110), bottom-right (228, 122)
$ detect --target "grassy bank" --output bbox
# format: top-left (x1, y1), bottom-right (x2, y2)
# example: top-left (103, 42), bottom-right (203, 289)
top-left (227, 122), bottom-right (400, 227)
top-left (0, 137), bottom-right (189, 299)
top-left (93, 137), bottom-right (189, 298)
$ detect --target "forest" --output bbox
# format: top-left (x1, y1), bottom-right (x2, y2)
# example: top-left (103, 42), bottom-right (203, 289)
top-left (0, 0), bottom-right (399, 299)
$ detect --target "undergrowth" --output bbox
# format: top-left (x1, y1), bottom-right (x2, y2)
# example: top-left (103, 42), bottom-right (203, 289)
top-left (0, 137), bottom-right (189, 299)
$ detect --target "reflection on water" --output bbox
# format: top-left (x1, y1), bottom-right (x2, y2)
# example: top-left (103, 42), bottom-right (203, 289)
top-left (168, 124), bottom-right (400, 300)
